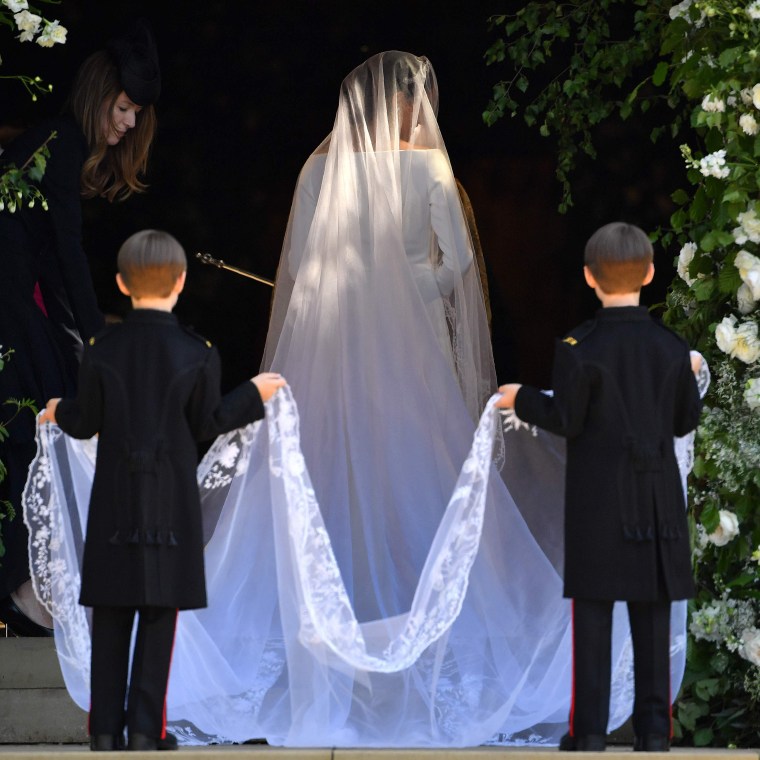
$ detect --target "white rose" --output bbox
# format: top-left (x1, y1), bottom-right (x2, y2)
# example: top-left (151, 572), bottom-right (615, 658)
top-left (753, 83), bottom-right (760, 111)
top-left (734, 320), bottom-right (760, 363)
top-left (737, 283), bottom-right (757, 314)
top-left (677, 242), bottom-right (698, 285)
top-left (735, 250), bottom-right (760, 299)
top-left (701, 93), bottom-right (725, 113)
top-left (749, 1), bottom-right (760, 21)
top-left (740, 112), bottom-right (759, 135)
top-left (3, 0), bottom-right (28, 11)
top-left (715, 315), bottom-right (738, 355)
top-left (13, 9), bottom-right (40, 40)
top-left (707, 509), bottom-right (740, 546)
top-left (744, 378), bottom-right (760, 410)
top-left (36, 19), bottom-right (66, 47)
top-left (733, 206), bottom-right (760, 245)
top-left (741, 88), bottom-right (755, 105)
top-left (739, 628), bottom-right (760, 666)
top-left (669, 0), bottom-right (692, 19)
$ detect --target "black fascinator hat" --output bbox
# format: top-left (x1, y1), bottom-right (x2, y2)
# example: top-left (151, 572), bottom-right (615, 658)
top-left (107, 18), bottom-right (160, 106)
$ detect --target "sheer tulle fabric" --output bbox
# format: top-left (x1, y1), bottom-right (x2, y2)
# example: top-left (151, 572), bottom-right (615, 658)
top-left (23, 50), bottom-right (709, 747)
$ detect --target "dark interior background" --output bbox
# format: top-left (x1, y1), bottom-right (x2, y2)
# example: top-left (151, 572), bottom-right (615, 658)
top-left (2, 0), bottom-right (684, 390)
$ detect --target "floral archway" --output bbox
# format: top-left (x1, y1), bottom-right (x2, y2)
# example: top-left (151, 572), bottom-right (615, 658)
top-left (485, 0), bottom-right (760, 745)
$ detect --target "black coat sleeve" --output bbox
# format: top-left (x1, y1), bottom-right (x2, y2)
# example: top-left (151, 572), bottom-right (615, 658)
top-left (673, 353), bottom-right (703, 437)
top-left (55, 350), bottom-right (104, 439)
top-left (514, 339), bottom-right (590, 439)
top-left (187, 347), bottom-right (265, 441)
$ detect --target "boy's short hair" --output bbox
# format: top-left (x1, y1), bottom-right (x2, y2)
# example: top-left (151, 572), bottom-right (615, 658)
top-left (117, 229), bottom-right (186, 298)
top-left (584, 222), bottom-right (653, 294)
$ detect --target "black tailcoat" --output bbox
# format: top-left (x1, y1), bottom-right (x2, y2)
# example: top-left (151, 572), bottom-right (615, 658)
top-left (514, 306), bottom-right (702, 602)
top-left (55, 309), bottom-right (264, 610)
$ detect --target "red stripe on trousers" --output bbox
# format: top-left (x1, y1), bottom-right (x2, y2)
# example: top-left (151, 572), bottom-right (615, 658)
top-left (160, 609), bottom-right (179, 740)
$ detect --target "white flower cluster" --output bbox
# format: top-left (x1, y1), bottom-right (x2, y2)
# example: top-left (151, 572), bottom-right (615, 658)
top-left (715, 314), bottom-right (760, 363)
top-left (747, 0), bottom-right (760, 21)
top-left (707, 509), bottom-right (740, 546)
top-left (677, 241), bottom-right (698, 285)
top-left (740, 629), bottom-right (760, 666)
top-left (700, 83), bottom-right (760, 135)
top-left (2, 0), bottom-right (67, 47)
top-left (735, 249), bottom-right (760, 313)
top-left (669, 0), bottom-right (706, 25)
top-left (699, 149), bottom-right (730, 179)
top-left (745, 378), bottom-right (760, 410)
top-left (739, 112), bottom-right (759, 135)
top-left (690, 594), bottom-right (755, 652)
top-left (733, 205), bottom-right (760, 245)
top-left (701, 93), bottom-right (725, 112)
top-left (697, 392), bottom-right (760, 493)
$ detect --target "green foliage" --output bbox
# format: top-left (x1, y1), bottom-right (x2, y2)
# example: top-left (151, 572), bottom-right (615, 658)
top-left (484, 1), bottom-right (673, 212)
top-left (486, 0), bottom-right (760, 747)
top-left (0, 131), bottom-right (56, 213)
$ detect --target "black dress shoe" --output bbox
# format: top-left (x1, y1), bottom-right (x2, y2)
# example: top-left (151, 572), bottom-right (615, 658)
top-left (559, 733), bottom-right (606, 751)
top-left (634, 734), bottom-right (670, 752)
top-left (0, 595), bottom-right (54, 637)
top-left (90, 734), bottom-right (125, 751)
top-left (128, 732), bottom-right (178, 751)
top-left (128, 734), bottom-right (157, 751)
top-left (156, 733), bottom-right (178, 751)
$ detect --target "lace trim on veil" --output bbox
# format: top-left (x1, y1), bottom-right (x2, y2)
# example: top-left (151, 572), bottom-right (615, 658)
top-left (268, 386), bottom-right (500, 671)
top-left (24, 386), bottom-right (501, 676)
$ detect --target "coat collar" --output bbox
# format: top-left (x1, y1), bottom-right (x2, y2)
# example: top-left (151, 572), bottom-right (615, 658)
top-left (125, 308), bottom-right (178, 326)
top-left (595, 305), bottom-right (650, 322)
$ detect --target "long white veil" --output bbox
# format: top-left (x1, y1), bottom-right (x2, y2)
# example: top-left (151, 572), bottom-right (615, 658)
top-left (23, 51), bottom-right (708, 748)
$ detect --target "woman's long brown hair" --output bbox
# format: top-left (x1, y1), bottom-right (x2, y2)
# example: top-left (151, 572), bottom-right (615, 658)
top-left (65, 50), bottom-right (157, 202)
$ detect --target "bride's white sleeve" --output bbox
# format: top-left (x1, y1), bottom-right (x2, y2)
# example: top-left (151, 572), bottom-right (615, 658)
top-left (426, 150), bottom-right (474, 296)
top-left (287, 157), bottom-right (321, 279)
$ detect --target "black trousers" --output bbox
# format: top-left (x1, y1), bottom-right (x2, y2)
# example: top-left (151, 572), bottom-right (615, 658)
top-left (89, 605), bottom-right (178, 739)
top-left (569, 598), bottom-right (672, 738)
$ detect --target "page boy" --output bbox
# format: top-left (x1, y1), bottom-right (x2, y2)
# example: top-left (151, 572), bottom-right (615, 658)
top-left (496, 222), bottom-right (702, 752)
top-left (40, 229), bottom-right (286, 752)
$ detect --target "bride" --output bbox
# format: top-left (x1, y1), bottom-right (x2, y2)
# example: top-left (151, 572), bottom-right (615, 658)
top-left (24, 51), bottom-right (702, 747)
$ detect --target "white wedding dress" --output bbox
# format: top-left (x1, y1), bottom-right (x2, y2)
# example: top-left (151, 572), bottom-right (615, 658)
top-left (22, 51), bottom-right (709, 748)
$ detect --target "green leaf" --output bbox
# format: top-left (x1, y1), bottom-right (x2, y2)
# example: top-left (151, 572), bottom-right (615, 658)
top-left (652, 61), bottom-right (669, 87)
top-left (726, 572), bottom-right (755, 588)
top-left (717, 265), bottom-right (742, 295)
top-left (718, 46), bottom-right (743, 68)
top-left (689, 187), bottom-right (708, 222)
top-left (671, 209), bottom-right (687, 232)
top-left (694, 678), bottom-right (720, 700)
top-left (701, 501), bottom-right (720, 533)
top-left (693, 727), bottom-right (714, 747)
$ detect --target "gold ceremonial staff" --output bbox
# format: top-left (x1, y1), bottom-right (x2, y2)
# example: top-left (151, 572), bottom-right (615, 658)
top-left (195, 252), bottom-right (275, 287)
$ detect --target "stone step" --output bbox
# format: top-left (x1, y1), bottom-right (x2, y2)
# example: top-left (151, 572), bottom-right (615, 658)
top-left (1, 639), bottom-right (757, 757)
top-left (0, 748), bottom-right (756, 759)
top-left (0, 637), bottom-right (88, 744)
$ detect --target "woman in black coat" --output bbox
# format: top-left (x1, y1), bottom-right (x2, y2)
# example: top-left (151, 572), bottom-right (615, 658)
top-left (0, 20), bottom-right (160, 635)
